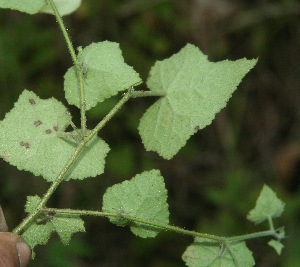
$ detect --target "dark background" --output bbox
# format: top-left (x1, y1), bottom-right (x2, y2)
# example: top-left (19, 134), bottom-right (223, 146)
top-left (0, 0), bottom-right (300, 266)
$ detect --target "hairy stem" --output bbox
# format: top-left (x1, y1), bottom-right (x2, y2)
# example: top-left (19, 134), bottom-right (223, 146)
top-left (42, 207), bottom-right (281, 243)
top-left (48, 0), bottom-right (87, 135)
top-left (43, 207), bottom-right (224, 242)
top-left (47, 0), bottom-right (77, 64)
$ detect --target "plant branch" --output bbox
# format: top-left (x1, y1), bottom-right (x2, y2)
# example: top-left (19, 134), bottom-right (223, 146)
top-left (42, 207), bottom-right (224, 242)
top-left (12, 90), bottom-right (133, 234)
top-left (42, 207), bottom-right (282, 244)
top-left (48, 0), bottom-right (87, 135)
top-left (47, 0), bottom-right (77, 64)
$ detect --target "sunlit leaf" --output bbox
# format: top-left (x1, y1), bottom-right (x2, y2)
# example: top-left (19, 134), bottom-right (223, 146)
top-left (64, 41), bottom-right (142, 110)
top-left (139, 44), bottom-right (257, 159)
top-left (102, 170), bottom-right (169, 238)
top-left (0, 90), bottom-right (110, 182)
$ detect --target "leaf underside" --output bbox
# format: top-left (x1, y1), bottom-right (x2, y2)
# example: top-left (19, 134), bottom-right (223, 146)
top-left (139, 44), bottom-right (257, 159)
top-left (247, 185), bottom-right (285, 224)
top-left (182, 238), bottom-right (255, 267)
top-left (0, 0), bottom-right (82, 16)
top-left (0, 90), bottom-right (110, 182)
top-left (22, 196), bottom-right (85, 257)
top-left (102, 169), bottom-right (169, 238)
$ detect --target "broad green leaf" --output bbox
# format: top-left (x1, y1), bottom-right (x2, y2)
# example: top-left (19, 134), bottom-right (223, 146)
top-left (139, 44), bottom-right (257, 159)
top-left (268, 240), bottom-right (284, 255)
top-left (0, 0), bottom-right (81, 16)
top-left (247, 185), bottom-right (285, 224)
top-left (23, 196), bottom-right (85, 256)
top-left (64, 41), bottom-right (142, 110)
top-left (182, 238), bottom-right (255, 267)
top-left (102, 169), bottom-right (169, 238)
top-left (40, 0), bottom-right (82, 16)
top-left (0, 90), bottom-right (110, 182)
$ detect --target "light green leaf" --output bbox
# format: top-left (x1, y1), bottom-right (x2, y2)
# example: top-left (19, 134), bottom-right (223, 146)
top-left (22, 222), bottom-right (54, 258)
top-left (0, 0), bottom-right (81, 16)
top-left (247, 185), bottom-right (285, 224)
top-left (25, 195), bottom-right (41, 213)
top-left (0, 0), bottom-right (44, 14)
top-left (0, 90), bottom-right (110, 182)
top-left (102, 169), bottom-right (169, 238)
top-left (23, 196), bottom-right (85, 256)
top-left (64, 41), bottom-right (142, 110)
top-left (139, 44), bottom-right (257, 159)
top-left (268, 240), bottom-right (284, 255)
top-left (40, 0), bottom-right (82, 16)
top-left (182, 238), bottom-right (255, 267)
top-left (52, 216), bottom-right (85, 245)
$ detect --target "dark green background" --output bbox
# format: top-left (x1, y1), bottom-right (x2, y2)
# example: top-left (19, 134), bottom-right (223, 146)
top-left (0, 0), bottom-right (300, 266)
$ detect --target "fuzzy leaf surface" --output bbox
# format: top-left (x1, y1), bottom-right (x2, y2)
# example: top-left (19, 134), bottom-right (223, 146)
top-left (64, 41), bottom-right (142, 110)
top-left (0, 90), bottom-right (110, 182)
top-left (102, 169), bottom-right (169, 238)
top-left (22, 196), bottom-right (85, 256)
top-left (0, 0), bottom-right (81, 16)
top-left (182, 238), bottom-right (255, 267)
top-left (247, 185), bottom-right (285, 224)
top-left (139, 44), bottom-right (257, 159)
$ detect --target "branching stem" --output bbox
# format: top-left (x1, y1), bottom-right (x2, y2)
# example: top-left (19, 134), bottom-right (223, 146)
top-left (41, 207), bottom-right (282, 244)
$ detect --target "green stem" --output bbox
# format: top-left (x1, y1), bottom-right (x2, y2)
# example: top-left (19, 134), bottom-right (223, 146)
top-left (42, 207), bottom-right (281, 243)
top-left (43, 208), bottom-right (224, 242)
top-left (47, 0), bottom-right (77, 64)
top-left (48, 0), bottom-right (87, 135)
top-left (226, 230), bottom-right (276, 243)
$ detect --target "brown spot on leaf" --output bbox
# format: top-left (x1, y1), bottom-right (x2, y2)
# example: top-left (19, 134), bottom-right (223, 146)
top-left (34, 120), bottom-right (42, 127)
top-left (29, 99), bottom-right (36, 105)
top-left (53, 126), bottom-right (58, 132)
top-left (20, 141), bottom-right (30, 149)
top-left (45, 129), bottom-right (52, 134)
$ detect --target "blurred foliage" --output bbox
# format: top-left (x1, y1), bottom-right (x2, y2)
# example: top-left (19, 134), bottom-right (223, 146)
top-left (0, 0), bottom-right (300, 266)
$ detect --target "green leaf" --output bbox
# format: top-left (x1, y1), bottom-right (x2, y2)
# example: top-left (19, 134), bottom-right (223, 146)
top-left (247, 185), bottom-right (285, 224)
top-left (22, 222), bottom-right (54, 258)
top-left (139, 44), bottom-right (257, 159)
top-left (182, 238), bottom-right (255, 267)
top-left (0, 0), bottom-right (44, 14)
top-left (40, 0), bottom-right (82, 16)
top-left (0, 90), bottom-right (110, 182)
top-left (268, 240), bottom-right (284, 255)
top-left (0, 0), bottom-right (81, 16)
top-left (23, 196), bottom-right (85, 256)
top-left (102, 169), bottom-right (169, 238)
top-left (64, 41), bottom-right (142, 110)
top-left (25, 195), bottom-right (41, 213)
top-left (51, 216), bottom-right (85, 245)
